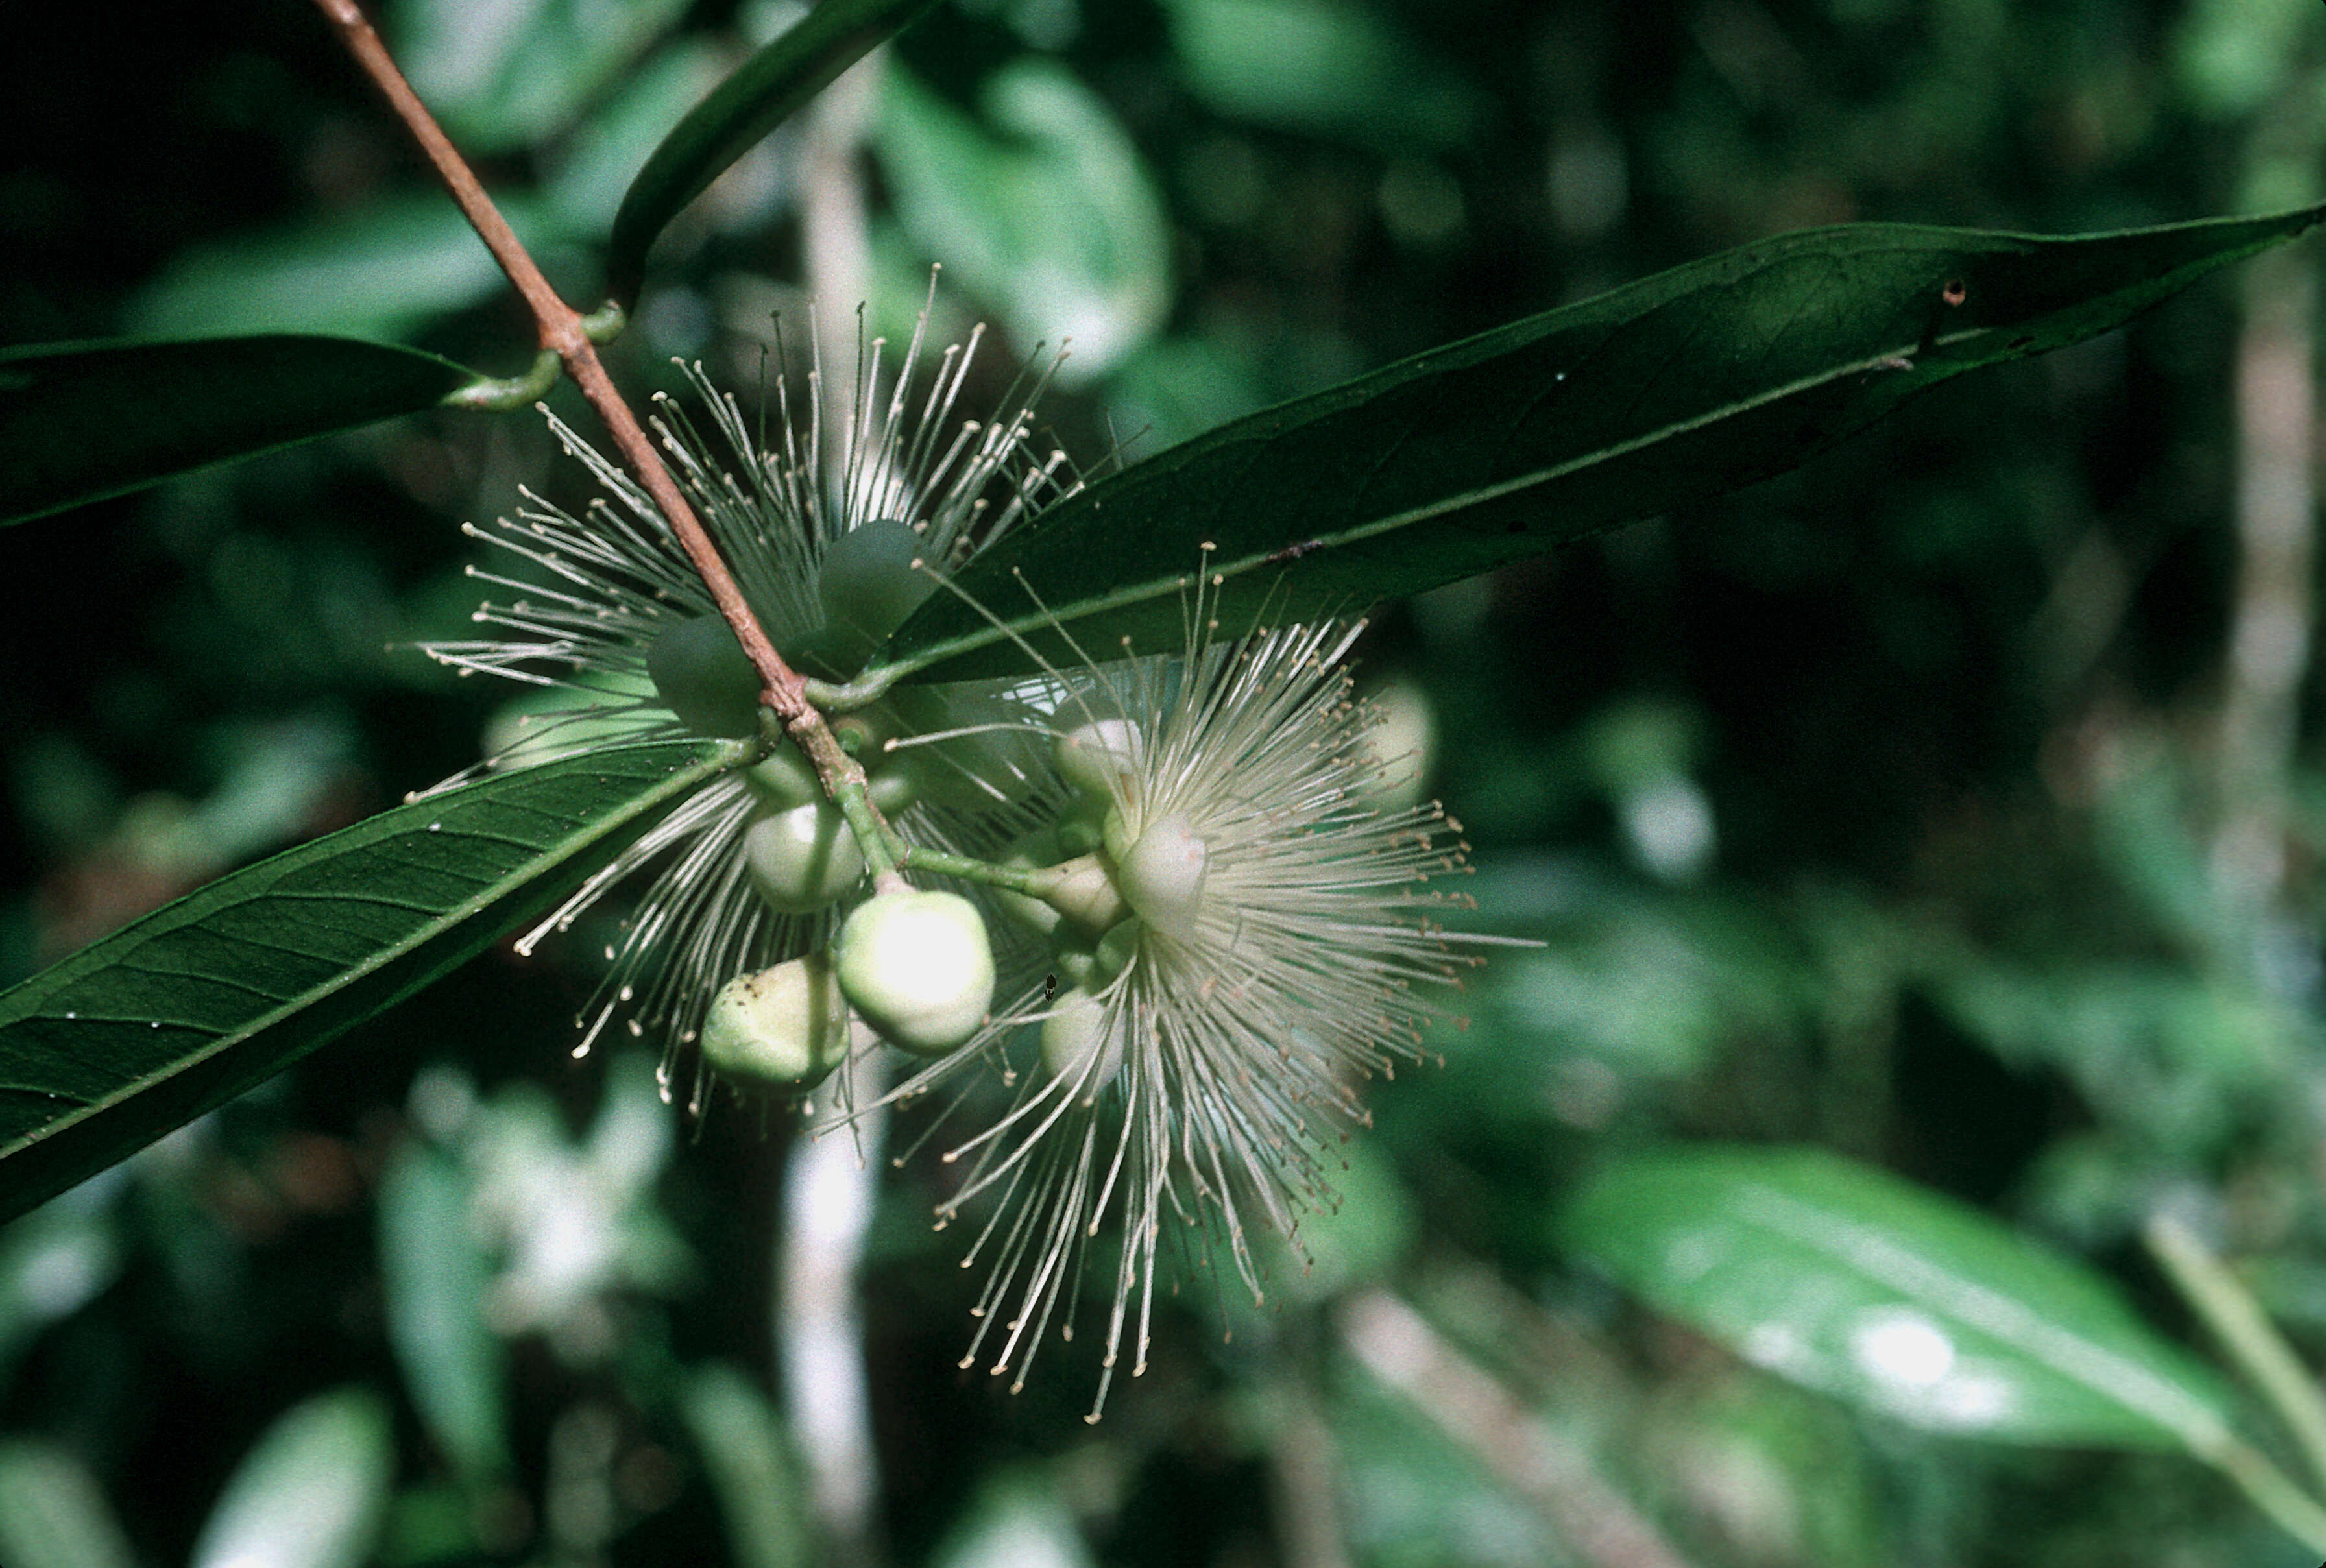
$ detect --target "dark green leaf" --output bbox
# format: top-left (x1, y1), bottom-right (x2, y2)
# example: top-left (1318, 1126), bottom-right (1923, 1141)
top-left (606, 0), bottom-right (940, 308)
top-left (1560, 1144), bottom-right (2238, 1451)
top-left (878, 208), bottom-right (2323, 684)
top-left (0, 336), bottom-right (477, 525)
top-left (0, 741), bottom-right (738, 1225)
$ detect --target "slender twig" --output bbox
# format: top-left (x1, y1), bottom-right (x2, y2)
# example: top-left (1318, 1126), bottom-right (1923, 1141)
top-left (2147, 1213), bottom-right (2326, 1498)
top-left (2205, 1432), bottom-right (2326, 1554)
top-left (1338, 1289), bottom-right (1699, 1568)
top-left (308, 0), bottom-right (840, 764)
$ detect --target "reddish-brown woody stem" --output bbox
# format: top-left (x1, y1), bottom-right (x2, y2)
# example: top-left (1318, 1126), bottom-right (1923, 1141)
top-left (308, 0), bottom-right (816, 732)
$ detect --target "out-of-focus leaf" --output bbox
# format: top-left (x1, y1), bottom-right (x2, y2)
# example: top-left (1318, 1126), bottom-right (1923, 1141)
top-left (876, 208), bottom-right (2325, 684)
top-left (128, 195), bottom-right (551, 341)
top-left (1933, 963), bottom-right (2298, 1156)
top-left (390, 0), bottom-right (694, 154)
top-left (2174, 0), bottom-right (2318, 118)
top-left (0, 336), bottom-right (474, 525)
top-left (1105, 335), bottom-right (1269, 451)
top-left (379, 1143), bottom-right (507, 1480)
top-left (0, 741), bottom-right (738, 1225)
top-left (607, 0), bottom-right (941, 307)
top-left (0, 1441), bottom-right (136, 1568)
top-left (543, 38), bottom-right (729, 234)
top-left (189, 1388), bottom-right (394, 1568)
top-left (1159, 0), bottom-right (1477, 148)
top-left (930, 1469), bottom-right (1095, 1568)
top-left (1561, 1144), bottom-right (2238, 1451)
top-left (0, 1177), bottom-right (121, 1378)
top-left (875, 59), bottom-right (1171, 381)
top-left (1331, 1373), bottom-right (1560, 1568)
top-left (680, 1364), bottom-right (811, 1568)
top-left (1233, 1137), bottom-right (1415, 1329)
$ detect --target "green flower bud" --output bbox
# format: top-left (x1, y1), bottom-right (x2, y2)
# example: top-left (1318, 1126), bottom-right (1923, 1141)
top-left (1091, 918), bottom-right (1141, 987)
top-left (1054, 800), bottom-right (1108, 858)
top-left (1107, 808), bottom-right (1208, 939)
top-left (1057, 719), bottom-right (1142, 800)
top-left (646, 613), bottom-right (762, 738)
top-left (866, 758), bottom-right (920, 815)
top-left (818, 518), bottom-right (938, 652)
top-left (740, 746), bottom-right (819, 811)
top-left (834, 889), bottom-right (995, 1055)
top-left (1041, 987), bottom-right (1124, 1092)
top-left (742, 801), bottom-right (866, 913)
top-left (700, 954), bottom-right (854, 1089)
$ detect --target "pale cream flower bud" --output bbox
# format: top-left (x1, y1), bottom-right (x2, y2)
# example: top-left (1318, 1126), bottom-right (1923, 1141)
top-left (834, 889), bottom-right (995, 1055)
top-left (742, 801), bottom-right (866, 913)
top-left (701, 954), bottom-right (854, 1089)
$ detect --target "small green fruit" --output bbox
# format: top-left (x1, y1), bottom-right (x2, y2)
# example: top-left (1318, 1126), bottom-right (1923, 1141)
top-left (646, 614), bottom-right (762, 738)
top-left (1054, 799), bottom-right (1108, 858)
top-left (701, 955), bottom-right (853, 1089)
top-left (1090, 918), bottom-right (1141, 986)
top-left (834, 889), bottom-right (995, 1055)
top-left (742, 801), bottom-right (866, 913)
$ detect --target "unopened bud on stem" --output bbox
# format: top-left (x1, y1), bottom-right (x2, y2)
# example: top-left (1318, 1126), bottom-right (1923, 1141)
top-left (834, 889), bottom-right (996, 1055)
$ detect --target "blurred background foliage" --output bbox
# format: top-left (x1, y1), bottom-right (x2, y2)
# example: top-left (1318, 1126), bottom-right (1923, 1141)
top-left (8, 0), bottom-right (2326, 1563)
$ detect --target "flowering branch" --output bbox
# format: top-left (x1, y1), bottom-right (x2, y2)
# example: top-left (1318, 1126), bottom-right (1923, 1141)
top-left (308, 0), bottom-right (867, 792)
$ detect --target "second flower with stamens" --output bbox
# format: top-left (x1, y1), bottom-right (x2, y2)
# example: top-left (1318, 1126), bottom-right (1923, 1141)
top-left (856, 562), bottom-right (1494, 1421)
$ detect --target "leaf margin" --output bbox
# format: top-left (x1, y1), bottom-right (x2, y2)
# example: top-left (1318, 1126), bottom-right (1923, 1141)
top-left (0, 740), bottom-right (740, 1225)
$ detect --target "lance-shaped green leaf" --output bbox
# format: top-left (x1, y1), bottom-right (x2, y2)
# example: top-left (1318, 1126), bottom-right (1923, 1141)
top-left (0, 740), bottom-right (738, 1225)
top-left (1560, 1144), bottom-right (2236, 1453)
top-left (878, 208), bottom-right (2323, 684)
top-left (0, 335), bottom-right (479, 525)
top-left (605, 0), bottom-right (940, 308)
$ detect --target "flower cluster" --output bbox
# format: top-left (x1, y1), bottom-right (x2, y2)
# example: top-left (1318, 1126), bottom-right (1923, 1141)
top-left (423, 309), bottom-right (1068, 1088)
top-left (427, 307), bottom-right (1490, 1417)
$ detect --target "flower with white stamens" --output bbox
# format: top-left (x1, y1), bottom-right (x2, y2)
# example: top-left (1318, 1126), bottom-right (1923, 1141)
top-left (419, 304), bottom-right (1072, 1099)
top-left (862, 562), bottom-right (1496, 1420)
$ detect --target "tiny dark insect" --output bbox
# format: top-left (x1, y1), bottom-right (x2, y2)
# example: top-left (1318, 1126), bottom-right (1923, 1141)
top-left (1941, 278), bottom-right (1969, 306)
top-left (1267, 538), bottom-right (1325, 564)
top-left (1043, 972), bottom-right (1059, 1001)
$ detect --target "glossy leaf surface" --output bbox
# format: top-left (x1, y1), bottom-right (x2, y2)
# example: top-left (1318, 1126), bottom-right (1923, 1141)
top-left (1561, 1144), bottom-right (2237, 1451)
top-left (0, 742), bottom-right (735, 1224)
top-left (606, 0), bottom-right (939, 306)
top-left (0, 335), bottom-right (475, 525)
top-left (878, 208), bottom-right (2323, 684)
